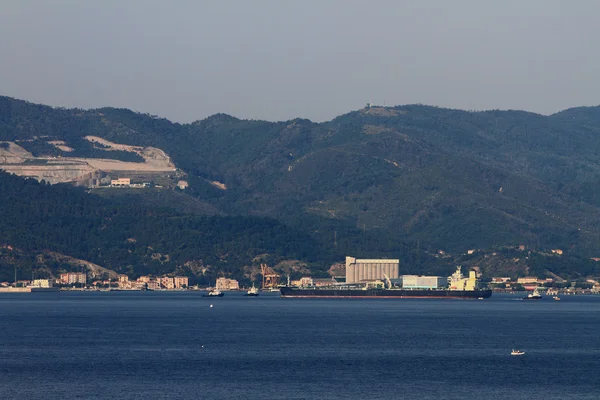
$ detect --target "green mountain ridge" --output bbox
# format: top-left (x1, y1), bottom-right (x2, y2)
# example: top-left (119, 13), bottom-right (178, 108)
top-left (2, 96), bottom-right (600, 280)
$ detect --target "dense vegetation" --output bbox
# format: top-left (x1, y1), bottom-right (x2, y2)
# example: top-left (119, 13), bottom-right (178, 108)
top-left (2, 96), bottom-right (600, 279)
top-left (0, 172), bottom-right (327, 283)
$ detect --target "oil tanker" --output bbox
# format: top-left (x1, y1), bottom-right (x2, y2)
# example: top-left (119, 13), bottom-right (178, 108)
top-left (280, 266), bottom-right (492, 299)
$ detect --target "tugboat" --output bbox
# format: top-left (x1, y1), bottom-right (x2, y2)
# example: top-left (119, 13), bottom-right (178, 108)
top-left (203, 289), bottom-right (224, 297)
top-left (511, 349), bottom-right (525, 356)
top-left (245, 284), bottom-right (259, 297)
top-left (523, 287), bottom-right (542, 300)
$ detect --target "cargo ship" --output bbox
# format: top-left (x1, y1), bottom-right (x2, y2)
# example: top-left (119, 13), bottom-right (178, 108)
top-left (280, 266), bottom-right (492, 299)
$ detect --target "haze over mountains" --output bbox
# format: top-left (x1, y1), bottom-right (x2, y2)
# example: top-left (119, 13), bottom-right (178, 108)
top-left (2, 95), bottom-right (600, 282)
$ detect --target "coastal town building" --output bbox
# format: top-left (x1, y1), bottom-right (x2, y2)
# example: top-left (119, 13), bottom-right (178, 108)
top-left (290, 276), bottom-right (315, 287)
top-left (119, 275), bottom-right (189, 290)
top-left (517, 277), bottom-right (539, 284)
top-left (216, 277), bottom-right (239, 290)
top-left (174, 276), bottom-right (188, 288)
top-left (130, 281), bottom-right (146, 290)
top-left (60, 272), bottom-right (87, 285)
top-left (147, 281), bottom-right (160, 290)
top-left (116, 275), bottom-right (131, 288)
top-left (314, 278), bottom-right (338, 287)
top-left (31, 279), bottom-right (53, 288)
top-left (160, 277), bottom-right (175, 289)
top-left (299, 276), bottom-right (313, 287)
top-left (511, 277), bottom-right (554, 290)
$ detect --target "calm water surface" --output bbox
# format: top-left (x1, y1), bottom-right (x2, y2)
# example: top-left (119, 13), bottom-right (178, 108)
top-left (0, 292), bottom-right (599, 399)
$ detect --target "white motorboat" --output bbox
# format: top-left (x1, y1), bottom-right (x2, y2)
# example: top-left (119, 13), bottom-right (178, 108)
top-left (203, 289), bottom-right (224, 297)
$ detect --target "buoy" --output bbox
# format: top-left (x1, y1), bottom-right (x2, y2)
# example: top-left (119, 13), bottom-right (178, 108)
top-left (210, 304), bottom-right (213, 308)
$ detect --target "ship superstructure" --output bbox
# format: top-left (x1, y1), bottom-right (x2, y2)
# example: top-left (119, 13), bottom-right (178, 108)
top-left (448, 266), bottom-right (479, 291)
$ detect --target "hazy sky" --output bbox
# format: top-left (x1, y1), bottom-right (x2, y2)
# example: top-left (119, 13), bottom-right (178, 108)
top-left (1, 0), bottom-right (599, 122)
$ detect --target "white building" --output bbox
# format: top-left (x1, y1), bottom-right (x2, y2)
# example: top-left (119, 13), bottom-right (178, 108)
top-left (31, 279), bottom-right (53, 288)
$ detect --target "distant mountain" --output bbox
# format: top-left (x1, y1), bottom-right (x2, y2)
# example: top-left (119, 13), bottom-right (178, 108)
top-left (2, 96), bottom-right (600, 279)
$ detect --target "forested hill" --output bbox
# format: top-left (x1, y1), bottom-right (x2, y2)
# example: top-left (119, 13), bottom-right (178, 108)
top-left (0, 171), bottom-right (327, 283)
top-left (3, 96), bottom-right (600, 279)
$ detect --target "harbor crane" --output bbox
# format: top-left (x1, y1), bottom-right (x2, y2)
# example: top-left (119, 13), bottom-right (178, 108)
top-left (260, 264), bottom-right (280, 289)
top-left (383, 273), bottom-right (393, 289)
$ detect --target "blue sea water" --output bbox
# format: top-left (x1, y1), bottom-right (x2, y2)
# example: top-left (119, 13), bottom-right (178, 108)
top-left (0, 292), bottom-right (599, 400)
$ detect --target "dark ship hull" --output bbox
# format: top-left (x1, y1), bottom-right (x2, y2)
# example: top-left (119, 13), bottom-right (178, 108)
top-left (280, 286), bottom-right (492, 299)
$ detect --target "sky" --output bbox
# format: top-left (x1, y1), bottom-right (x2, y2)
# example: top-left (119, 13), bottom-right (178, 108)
top-left (1, 0), bottom-right (599, 123)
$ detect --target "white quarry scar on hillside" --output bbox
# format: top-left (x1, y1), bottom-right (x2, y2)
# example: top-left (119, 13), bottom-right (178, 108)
top-left (0, 136), bottom-right (177, 185)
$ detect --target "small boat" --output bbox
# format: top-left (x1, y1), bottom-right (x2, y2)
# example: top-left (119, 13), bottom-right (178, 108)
top-left (511, 349), bottom-right (525, 356)
top-left (523, 288), bottom-right (542, 300)
top-left (202, 289), bottom-right (224, 297)
top-left (245, 284), bottom-right (259, 297)
top-left (553, 296), bottom-right (560, 301)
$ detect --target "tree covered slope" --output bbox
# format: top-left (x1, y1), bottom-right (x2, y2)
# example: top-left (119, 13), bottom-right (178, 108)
top-left (2, 96), bottom-right (600, 278)
top-left (0, 171), bottom-right (327, 283)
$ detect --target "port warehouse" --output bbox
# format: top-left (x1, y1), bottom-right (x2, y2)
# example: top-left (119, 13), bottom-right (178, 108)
top-left (345, 256), bottom-right (446, 289)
